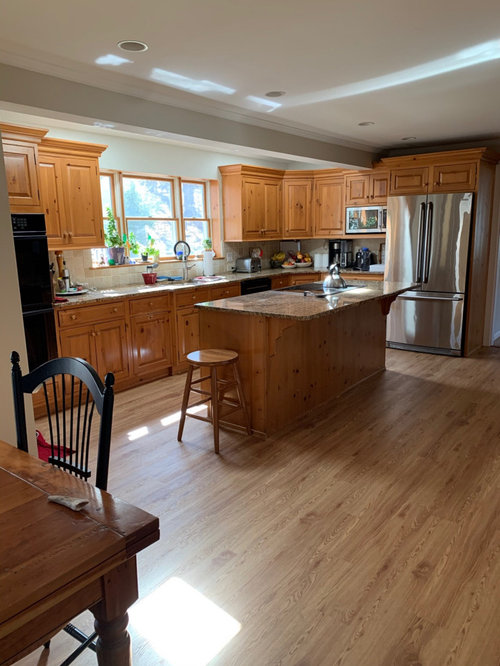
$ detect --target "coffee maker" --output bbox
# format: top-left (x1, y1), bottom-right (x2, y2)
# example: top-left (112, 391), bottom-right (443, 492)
top-left (329, 239), bottom-right (354, 268)
top-left (328, 240), bottom-right (342, 266)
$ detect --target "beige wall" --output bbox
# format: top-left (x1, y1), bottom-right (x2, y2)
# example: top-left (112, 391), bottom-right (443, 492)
top-left (0, 142), bottom-right (35, 449)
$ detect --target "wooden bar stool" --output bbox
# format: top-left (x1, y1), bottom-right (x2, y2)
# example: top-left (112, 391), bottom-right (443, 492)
top-left (177, 349), bottom-right (251, 453)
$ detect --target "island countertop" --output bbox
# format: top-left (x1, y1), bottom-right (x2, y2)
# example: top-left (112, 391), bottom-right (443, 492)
top-left (196, 281), bottom-right (413, 321)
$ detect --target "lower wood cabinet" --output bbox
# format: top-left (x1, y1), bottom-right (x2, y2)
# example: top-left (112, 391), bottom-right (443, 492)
top-left (289, 271), bottom-right (320, 286)
top-left (58, 315), bottom-right (130, 388)
top-left (129, 294), bottom-right (173, 380)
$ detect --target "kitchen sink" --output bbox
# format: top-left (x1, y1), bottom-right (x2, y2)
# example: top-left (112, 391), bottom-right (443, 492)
top-left (280, 282), bottom-right (362, 295)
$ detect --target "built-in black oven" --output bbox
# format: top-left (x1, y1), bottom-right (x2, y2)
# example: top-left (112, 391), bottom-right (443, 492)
top-left (11, 214), bottom-right (57, 370)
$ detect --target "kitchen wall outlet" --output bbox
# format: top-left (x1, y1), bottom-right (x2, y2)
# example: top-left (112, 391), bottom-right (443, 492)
top-left (226, 251), bottom-right (235, 262)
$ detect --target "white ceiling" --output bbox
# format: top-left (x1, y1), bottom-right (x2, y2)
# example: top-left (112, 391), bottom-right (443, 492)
top-left (1, 0), bottom-right (500, 157)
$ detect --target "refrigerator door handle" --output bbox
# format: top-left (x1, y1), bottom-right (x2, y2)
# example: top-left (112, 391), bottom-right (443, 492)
top-left (415, 202), bottom-right (426, 283)
top-left (423, 202), bottom-right (433, 283)
top-left (398, 294), bottom-right (463, 302)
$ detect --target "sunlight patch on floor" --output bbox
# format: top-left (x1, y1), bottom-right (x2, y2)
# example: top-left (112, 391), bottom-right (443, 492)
top-left (161, 404), bottom-right (206, 428)
top-left (127, 425), bottom-right (150, 441)
top-left (129, 577), bottom-right (241, 665)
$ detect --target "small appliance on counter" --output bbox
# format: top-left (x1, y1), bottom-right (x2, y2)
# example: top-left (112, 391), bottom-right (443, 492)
top-left (235, 257), bottom-right (261, 273)
top-left (355, 247), bottom-right (371, 271)
top-left (329, 239), bottom-right (354, 268)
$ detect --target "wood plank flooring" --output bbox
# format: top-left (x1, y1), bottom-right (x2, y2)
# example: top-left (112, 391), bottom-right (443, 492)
top-left (16, 348), bottom-right (500, 666)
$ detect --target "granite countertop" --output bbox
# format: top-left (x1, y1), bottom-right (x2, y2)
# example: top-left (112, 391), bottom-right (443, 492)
top-left (196, 281), bottom-right (412, 321)
top-left (53, 267), bottom-right (385, 309)
top-left (52, 268), bottom-right (316, 308)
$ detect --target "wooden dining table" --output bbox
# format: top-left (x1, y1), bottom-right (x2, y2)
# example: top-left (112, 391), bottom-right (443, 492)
top-left (0, 440), bottom-right (160, 665)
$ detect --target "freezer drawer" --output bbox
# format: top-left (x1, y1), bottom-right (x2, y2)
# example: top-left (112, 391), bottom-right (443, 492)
top-left (387, 291), bottom-right (465, 355)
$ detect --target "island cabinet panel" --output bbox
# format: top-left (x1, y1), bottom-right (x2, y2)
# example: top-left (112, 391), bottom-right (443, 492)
top-left (313, 176), bottom-right (344, 237)
top-left (199, 298), bottom-right (389, 436)
top-left (129, 293), bottom-right (173, 380)
top-left (38, 137), bottom-right (107, 250)
top-left (0, 123), bottom-right (48, 213)
top-left (283, 177), bottom-right (313, 238)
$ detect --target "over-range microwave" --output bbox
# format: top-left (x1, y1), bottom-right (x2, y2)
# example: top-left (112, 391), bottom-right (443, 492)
top-left (346, 206), bottom-right (386, 234)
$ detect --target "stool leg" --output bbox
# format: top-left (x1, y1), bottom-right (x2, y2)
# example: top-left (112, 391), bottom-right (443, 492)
top-left (211, 366), bottom-right (220, 454)
top-left (177, 365), bottom-right (194, 442)
top-left (233, 361), bottom-right (252, 435)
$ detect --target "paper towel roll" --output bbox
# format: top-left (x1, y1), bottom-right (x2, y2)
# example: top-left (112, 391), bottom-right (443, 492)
top-left (203, 250), bottom-right (215, 276)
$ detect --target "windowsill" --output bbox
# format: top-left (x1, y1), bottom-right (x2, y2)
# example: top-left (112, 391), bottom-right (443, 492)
top-left (89, 257), bottom-right (225, 270)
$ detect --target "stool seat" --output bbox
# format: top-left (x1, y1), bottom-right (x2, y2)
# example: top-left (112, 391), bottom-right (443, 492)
top-left (178, 348), bottom-right (251, 453)
top-left (187, 349), bottom-right (239, 366)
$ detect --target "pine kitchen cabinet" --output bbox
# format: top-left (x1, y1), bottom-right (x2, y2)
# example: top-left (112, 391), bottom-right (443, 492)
top-left (0, 123), bottom-right (47, 213)
top-left (344, 169), bottom-right (389, 206)
top-left (313, 173), bottom-right (344, 237)
top-left (38, 137), bottom-right (107, 250)
top-left (219, 164), bottom-right (284, 241)
top-left (129, 293), bottom-right (173, 381)
top-left (57, 300), bottom-right (130, 388)
top-left (282, 173), bottom-right (314, 238)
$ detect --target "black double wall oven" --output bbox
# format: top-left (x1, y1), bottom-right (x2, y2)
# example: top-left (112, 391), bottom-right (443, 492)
top-left (11, 214), bottom-right (57, 370)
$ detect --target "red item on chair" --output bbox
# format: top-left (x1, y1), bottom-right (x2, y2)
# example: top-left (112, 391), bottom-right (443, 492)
top-left (36, 430), bottom-right (73, 462)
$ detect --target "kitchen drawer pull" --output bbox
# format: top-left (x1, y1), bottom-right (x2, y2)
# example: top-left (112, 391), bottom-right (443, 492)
top-left (113, 307), bottom-right (118, 312)
top-left (71, 314), bottom-right (77, 320)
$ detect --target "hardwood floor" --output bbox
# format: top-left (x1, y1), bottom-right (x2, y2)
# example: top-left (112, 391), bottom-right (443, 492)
top-left (17, 348), bottom-right (500, 666)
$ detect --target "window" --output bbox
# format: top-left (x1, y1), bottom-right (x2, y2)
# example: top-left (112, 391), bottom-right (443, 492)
top-left (97, 172), bottom-right (213, 261)
top-left (181, 181), bottom-right (210, 255)
top-left (123, 176), bottom-right (178, 257)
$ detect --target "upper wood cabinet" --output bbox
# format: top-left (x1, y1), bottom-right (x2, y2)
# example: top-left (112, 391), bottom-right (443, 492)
top-left (283, 174), bottom-right (313, 238)
top-left (345, 170), bottom-right (389, 206)
top-left (219, 165), bottom-right (284, 241)
top-left (383, 150), bottom-right (485, 196)
top-left (313, 174), bottom-right (344, 237)
top-left (430, 161), bottom-right (477, 193)
top-left (0, 123), bottom-right (48, 213)
top-left (39, 137), bottom-right (107, 250)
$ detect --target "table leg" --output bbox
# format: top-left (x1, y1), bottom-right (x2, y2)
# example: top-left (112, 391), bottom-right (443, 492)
top-left (91, 558), bottom-right (139, 666)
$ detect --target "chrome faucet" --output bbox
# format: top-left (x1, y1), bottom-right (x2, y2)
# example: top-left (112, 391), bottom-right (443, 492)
top-left (182, 260), bottom-right (196, 281)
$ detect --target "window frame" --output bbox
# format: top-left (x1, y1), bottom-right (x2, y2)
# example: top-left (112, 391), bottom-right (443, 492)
top-left (180, 179), bottom-right (212, 255)
top-left (97, 170), bottom-right (219, 261)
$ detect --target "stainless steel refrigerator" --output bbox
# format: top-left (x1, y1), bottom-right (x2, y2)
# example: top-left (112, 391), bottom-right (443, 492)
top-left (385, 192), bottom-right (473, 356)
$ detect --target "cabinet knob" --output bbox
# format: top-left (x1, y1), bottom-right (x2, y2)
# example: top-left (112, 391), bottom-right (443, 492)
top-left (70, 314), bottom-right (77, 320)
top-left (149, 302), bottom-right (153, 306)
top-left (113, 307), bottom-right (118, 312)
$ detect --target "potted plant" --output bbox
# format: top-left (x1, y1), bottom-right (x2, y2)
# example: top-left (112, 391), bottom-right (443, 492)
top-left (104, 208), bottom-right (125, 265)
top-left (127, 231), bottom-right (140, 258)
top-left (141, 235), bottom-right (160, 262)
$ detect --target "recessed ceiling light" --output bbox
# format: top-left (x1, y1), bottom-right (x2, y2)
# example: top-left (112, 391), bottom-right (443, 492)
top-left (265, 91), bottom-right (286, 98)
top-left (401, 136), bottom-right (417, 141)
top-left (117, 40), bottom-right (149, 53)
top-left (358, 121), bottom-right (375, 126)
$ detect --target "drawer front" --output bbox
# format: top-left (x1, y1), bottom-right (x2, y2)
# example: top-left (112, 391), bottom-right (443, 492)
top-left (58, 301), bottom-right (126, 327)
top-left (175, 288), bottom-right (210, 308)
top-left (210, 283), bottom-right (240, 301)
top-left (129, 293), bottom-right (171, 315)
top-left (271, 276), bottom-right (289, 290)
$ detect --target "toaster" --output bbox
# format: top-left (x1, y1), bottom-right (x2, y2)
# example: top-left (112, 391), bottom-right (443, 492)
top-left (235, 257), bottom-right (261, 273)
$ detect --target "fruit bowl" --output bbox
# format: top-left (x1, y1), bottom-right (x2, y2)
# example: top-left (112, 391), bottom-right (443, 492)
top-left (295, 261), bottom-right (313, 268)
top-left (281, 262), bottom-right (296, 269)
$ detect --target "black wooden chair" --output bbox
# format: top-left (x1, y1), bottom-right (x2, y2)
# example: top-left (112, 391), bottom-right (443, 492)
top-left (10, 351), bottom-right (115, 666)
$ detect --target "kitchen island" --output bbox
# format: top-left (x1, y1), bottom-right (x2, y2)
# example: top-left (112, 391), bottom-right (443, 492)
top-left (197, 281), bottom-right (411, 436)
